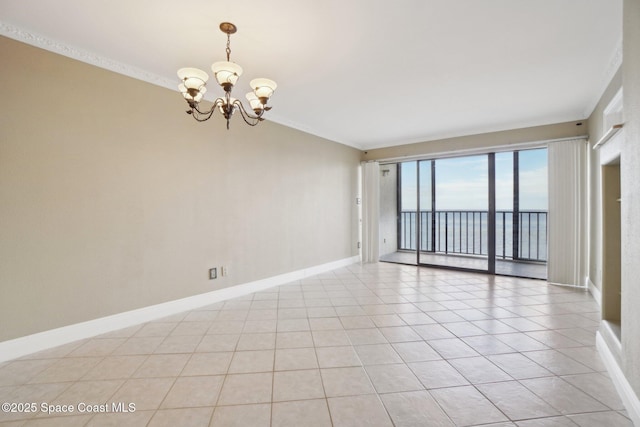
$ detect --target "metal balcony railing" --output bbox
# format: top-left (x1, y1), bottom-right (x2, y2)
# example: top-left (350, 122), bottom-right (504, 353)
top-left (399, 210), bottom-right (547, 262)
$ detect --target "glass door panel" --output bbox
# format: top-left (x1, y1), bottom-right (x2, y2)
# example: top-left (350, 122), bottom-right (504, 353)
top-left (495, 152), bottom-right (515, 275)
top-left (493, 149), bottom-right (548, 279)
top-left (515, 148), bottom-right (548, 279)
top-left (518, 149), bottom-right (548, 262)
top-left (399, 161), bottom-right (418, 256)
top-left (378, 164), bottom-right (402, 262)
top-left (379, 161), bottom-right (418, 265)
top-left (418, 160), bottom-right (433, 256)
top-left (419, 155), bottom-right (489, 271)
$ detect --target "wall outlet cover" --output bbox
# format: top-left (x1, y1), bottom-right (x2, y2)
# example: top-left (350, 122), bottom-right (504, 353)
top-left (209, 268), bottom-right (217, 280)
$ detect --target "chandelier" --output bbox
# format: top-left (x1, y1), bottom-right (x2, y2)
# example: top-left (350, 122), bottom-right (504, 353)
top-left (177, 22), bottom-right (277, 129)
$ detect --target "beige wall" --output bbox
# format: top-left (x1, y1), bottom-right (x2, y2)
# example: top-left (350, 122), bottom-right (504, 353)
top-left (587, 68), bottom-right (622, 292)
top-left (362, 121), bottom-right (587, 161)
top-left (621, 0), bottom-right (640, 398)
top-left (0, 36), bottom-right (360, 342)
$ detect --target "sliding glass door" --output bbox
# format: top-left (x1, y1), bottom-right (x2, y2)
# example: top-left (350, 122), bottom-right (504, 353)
top-left (494, 149), bottom-right (547, 279)
top-left (418, 156), bottom-right (490, 271)
top-left (380, 148), bottom-right (548, 279)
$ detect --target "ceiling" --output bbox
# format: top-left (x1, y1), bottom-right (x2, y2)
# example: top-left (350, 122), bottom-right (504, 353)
top-left (0, 0), bottom-right (622, 150)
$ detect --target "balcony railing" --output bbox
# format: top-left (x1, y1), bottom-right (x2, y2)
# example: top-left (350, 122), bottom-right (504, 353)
top-left (399, 210), bottom-right (547, 262)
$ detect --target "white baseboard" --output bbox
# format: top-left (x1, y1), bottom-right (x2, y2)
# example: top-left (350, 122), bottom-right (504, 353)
top-left (547, 275), bottom-right (591, 290)
top-left (0, 255), bottom-right (360, 363)
top-left (547, 281), bottom-right (588, 290)
top-left (596, 332), bottom-right (640, 426)
top-left (587, 276), bottom-right (602, 306)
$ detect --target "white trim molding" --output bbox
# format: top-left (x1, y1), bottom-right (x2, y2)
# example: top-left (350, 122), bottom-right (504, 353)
top-left (0, 256), bottom-right (360, 363)
top-left (596, 332), bottom-right (640, 426)
top-left (587, 277), bottom-right (602, 306)
top-left (376, 135), bottom-right (587, 165)
top-left (547, 281), bottom-right (588, 290)
top-left (593, 124), bottom-right (624, 150)
top-left (0, 20), bottom-right (176, 92)
top-left (0, 20), bottom-right (361, 150)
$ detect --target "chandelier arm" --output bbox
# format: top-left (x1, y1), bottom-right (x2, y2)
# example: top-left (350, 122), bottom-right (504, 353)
top-left (232, 99), bottom-right (264, 120)
top-left (191, 98), bottom-right (224, 116)
top-left (190, 108), bottom-right (216, 122)
top-left (232, 101), bottom-right (264, 126)
top-left (192, 114), bottom-right (214, 122)
top-left (188, 98), bottom-right (225, 121)
top-left (191, 106), bottom-right (214, 117)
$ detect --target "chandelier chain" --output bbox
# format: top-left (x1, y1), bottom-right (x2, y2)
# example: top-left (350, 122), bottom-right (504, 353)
top-left (226, 32), bottom-right (231, 62)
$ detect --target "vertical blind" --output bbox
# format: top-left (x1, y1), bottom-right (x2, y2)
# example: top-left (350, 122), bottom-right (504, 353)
top-left (547, 138), bottom-right (588, 286)
top-left (361, 161), bottom-right (380, 263)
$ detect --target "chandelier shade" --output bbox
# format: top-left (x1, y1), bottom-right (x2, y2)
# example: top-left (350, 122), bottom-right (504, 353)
top-left (177, 22), bottom-right (276, 130)
top-left (245, 92), bottom-right (263, 113)
top-left (177, 67), bottom-right (209, 84)
top-left (211, 61), bottom-right (243, 88)
top-left (250, 78), bottom-right (278, 102)
top-left (179, 84), bottom-right (206, 103)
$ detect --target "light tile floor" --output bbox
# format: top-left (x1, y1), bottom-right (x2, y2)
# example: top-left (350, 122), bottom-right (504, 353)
top-left (0, 263), bottom-right (633, 426)
top-left (380, 252), bottom-right (547, 280)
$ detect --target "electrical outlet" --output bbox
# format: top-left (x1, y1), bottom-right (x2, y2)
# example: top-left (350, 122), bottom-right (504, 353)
top-left (221, 266), bottom-right (227, 277)
top-left (209, 268), bottom-right (217, 280)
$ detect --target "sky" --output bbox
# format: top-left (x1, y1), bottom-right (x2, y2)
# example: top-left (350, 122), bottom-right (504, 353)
top-left (400, 148), bottom-right (548, 211)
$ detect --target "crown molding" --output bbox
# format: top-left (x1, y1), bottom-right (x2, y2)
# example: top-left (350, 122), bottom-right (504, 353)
top-left (265, 111), bottom-right (362, 150)
top-left (0, 20), bottom-right (363, 150)
top-left (0, 20), bottom-right (176, 92)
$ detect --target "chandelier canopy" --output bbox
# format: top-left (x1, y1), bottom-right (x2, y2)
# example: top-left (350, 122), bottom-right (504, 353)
top-left (177, 22), bottom-right (277, 129)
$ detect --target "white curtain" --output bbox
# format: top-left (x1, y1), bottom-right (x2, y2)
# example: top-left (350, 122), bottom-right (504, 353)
top-left (547, 138), bottom-right (588, 286)
top-left (361, 161), bottom-right (380, 263)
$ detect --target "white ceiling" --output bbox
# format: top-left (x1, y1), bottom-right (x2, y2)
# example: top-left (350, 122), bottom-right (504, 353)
top-left (0, 0), bottom-right (622, 150)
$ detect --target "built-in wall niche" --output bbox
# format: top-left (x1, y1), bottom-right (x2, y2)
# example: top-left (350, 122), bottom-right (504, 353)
top-left (601, 160), bottom-right (621, 340)
top-left (595, 87), bottom-right (623, 345)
